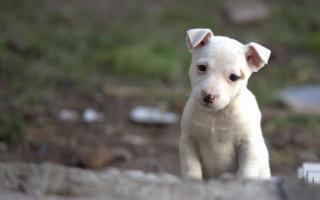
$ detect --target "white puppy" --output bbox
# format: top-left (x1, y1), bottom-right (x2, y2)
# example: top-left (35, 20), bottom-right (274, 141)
top-left (180, 28), bottom-right (271, 180)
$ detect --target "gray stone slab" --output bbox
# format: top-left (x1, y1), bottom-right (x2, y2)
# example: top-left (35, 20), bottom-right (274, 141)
top-left (281, 178), bottom-right (320, 200)
top-left (278, 85), bottom-right (320, 115)
top-left (0, 162), bottom-right (318, 200)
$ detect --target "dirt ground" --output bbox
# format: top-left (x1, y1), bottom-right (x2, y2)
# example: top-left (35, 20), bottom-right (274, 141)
top-left (0, 83), bottom-right (182, 175)
top-left (0, 81), bottom-right (316, 177)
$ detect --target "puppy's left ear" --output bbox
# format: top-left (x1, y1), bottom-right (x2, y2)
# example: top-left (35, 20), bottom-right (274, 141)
top-left (244, 42), bottom-right (271, 72)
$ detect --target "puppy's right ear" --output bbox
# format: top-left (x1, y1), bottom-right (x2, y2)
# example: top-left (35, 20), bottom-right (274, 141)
top-left (186, 29), bottom-right (213, 52)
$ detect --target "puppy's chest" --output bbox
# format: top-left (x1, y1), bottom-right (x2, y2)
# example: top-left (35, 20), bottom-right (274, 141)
top-left (195, 120), bottom-right (237, 155)
top-left (192, 115), bottom-right (238, 144)
top-left (192, 116), bottom-right (240, 176)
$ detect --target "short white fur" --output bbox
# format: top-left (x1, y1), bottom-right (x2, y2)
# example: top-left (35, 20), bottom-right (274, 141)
top-left (180, 28), bottom-right (271, 180)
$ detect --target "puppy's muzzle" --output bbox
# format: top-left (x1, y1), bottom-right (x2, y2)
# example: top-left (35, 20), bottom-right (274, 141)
top-left (201, 90), bottom-right (217, 104)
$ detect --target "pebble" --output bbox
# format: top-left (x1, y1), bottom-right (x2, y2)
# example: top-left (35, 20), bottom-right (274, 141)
top-left (83, 108), bottom-right (104, 123)
top-left (58, 109), bottom-right (79, 121)
top-left (129, 106), bottom-right (177, 125)
top-left (278, 85), bottom-right (320, 115)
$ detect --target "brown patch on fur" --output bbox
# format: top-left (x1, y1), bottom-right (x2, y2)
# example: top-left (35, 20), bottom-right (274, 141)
top-left (240, 69), bottom-right (246, 79)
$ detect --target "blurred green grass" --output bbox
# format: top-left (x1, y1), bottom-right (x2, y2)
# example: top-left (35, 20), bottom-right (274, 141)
top-left (269, 2), bottom-right (320, 51)
top-left (0, 0), bottom-right (320, 142)
top-left (1, 0), bottom-right (319, 86)
top-left (0, 114), bottom-right (24, 143)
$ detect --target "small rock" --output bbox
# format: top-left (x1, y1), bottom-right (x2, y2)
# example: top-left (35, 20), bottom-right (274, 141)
top-left (278, 85), bottom-right (320, 115)
top-left (58, 109), bottom-right (79, 121)
top-left (0, 142), bottom-right (7, 152)
top-left (224, 0), bottom-right (269, 24)
top-left (79, 143), bottom-right (112, 169)
top-left (110, 147), bottom-right (133, 162)
top-left (83, 108), bottom-right (104, 123)
top-left (129, 106), bottom-right (178, 125)
top-left (37, 143), bottom-right (48, 156)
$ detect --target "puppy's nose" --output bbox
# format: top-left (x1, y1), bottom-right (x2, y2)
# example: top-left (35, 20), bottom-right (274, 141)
top-left (202, 90), bottom-right (216, 104)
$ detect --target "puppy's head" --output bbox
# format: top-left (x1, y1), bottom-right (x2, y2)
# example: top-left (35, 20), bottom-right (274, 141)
top-left (186, 28), bottom-right (271, 111)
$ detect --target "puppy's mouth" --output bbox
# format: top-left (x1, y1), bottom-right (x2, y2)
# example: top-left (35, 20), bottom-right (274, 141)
top-left (194, 98), bottom-right (219, 112)
top-left (202, 102), bottom-right (214, 108)
top-left (201, 103), bottom-right (218, 111)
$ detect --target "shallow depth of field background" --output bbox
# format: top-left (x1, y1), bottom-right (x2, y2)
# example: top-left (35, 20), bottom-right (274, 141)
top-left (0, 0), bottom-right (319, 176)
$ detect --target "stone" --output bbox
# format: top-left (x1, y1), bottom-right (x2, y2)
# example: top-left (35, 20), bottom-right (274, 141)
top-left (129, 106), bottom-right (178, 125)
top-left (0, 142), bottom-right (7, 152)
top-left (0, 163), bottom-right (319, 200)
top-left (282, 178), bottom-right (320, 200)
top-left (224, 0), bottom-right (269, 24)
top-left (83, 108), bottom-right (104, 123)
top-left (58, 109), bottom-right (79, 121)
top-left (79, 143), bottom-right (112, 169)
top-left (109, 147), bottom-right (132, 162)
top-left (278, 85), bottom-right (320, 115)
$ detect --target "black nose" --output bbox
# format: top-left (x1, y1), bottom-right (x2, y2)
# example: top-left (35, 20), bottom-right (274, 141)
top-left (202, 90), bottom-right (215, 104)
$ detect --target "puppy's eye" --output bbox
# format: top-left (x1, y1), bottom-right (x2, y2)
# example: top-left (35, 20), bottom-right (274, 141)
top-left (197, 64), bottom-right (207, 72)
top-left (229, 73), bottom-right (240, 82)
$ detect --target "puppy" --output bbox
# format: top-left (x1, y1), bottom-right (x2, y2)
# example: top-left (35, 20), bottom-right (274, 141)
top-left (179, 28), bottom-right (271, 180)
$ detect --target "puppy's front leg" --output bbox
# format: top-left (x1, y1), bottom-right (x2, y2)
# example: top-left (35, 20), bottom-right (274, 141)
top-left (179, 136), bottom-right (202, 180)
top-left (237, 136), bottom-right (270, 178)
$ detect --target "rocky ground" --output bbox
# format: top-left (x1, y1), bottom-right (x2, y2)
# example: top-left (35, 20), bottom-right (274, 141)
top-left (0, 162), bottom-right (319, 200)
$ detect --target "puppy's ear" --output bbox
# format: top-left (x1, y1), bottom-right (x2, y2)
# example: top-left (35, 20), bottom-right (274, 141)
top-left (244, 42), bottom-right (271, 72)
top-left (186, 29), bottom-right (213, 52)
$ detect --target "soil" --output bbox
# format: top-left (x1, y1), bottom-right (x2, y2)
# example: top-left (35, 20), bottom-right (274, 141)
top-left (0, 81), bottom-right (314, 178)
top-left (0, 83), bottom-right (182, 175)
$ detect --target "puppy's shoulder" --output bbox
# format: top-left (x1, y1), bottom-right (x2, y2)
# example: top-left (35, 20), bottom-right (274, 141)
top-left (234, 88), bottom-right (261, 122)
top-left (240, 88), bottom-right (258, 104)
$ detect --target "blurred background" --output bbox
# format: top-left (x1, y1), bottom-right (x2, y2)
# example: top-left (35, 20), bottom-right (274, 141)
top-left (0, 0), bottom-right (319, 177)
